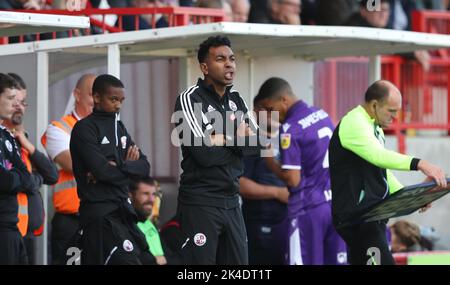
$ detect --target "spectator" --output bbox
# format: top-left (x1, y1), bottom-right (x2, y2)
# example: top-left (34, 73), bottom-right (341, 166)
top-left (1, 0), bottom-right (45, 43)
top-left (345, 0), bottom-right (390, 28)
top-left (414, 0), bottom-right (448, 9)
top-left (197, 0), bottom-right (233, 21)
top-left (91, 0), bottom-right (128, 7)
top-left (388, 0), bottom-right (410, 30)
top-left (0, 0), bottom-right (44, 10)
top-left (228, 0), bottom-right (250, 22)
top-left (301, 0), bottom-right (319, 25)
top-left (179, 0), bottom-right (194, 6)
top-left (248, 0), bottom-right (269, 23)
top-left (249, 0), bottom-right (301, 25)
top-left (346, 0), bottom-right (431, 71)
top-left (130, 0), bottom-right (171, 28)
top-left (316, 0), bottom-right (359, 26)
top-left (390, 220), bottom-right (433, 253)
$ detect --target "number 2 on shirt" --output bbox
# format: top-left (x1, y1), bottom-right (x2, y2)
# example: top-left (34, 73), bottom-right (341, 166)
top-left (318, 127), bottom-right (333, 168)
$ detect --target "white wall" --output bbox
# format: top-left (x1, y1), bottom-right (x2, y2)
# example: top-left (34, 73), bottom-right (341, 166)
top-left (186, 53), bottom-right (314, 109)
top-left (387, 136), bottom-right (450, 240)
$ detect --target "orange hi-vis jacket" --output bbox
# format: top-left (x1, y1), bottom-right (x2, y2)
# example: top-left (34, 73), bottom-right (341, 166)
top-left (17, 148), bottom-right (45, 237)
top-left (41, 114), bottom-right (80, 214)
top-left (16, 148), bottom-right (31, 237)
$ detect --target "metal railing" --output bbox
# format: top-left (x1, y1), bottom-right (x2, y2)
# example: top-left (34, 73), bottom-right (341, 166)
top-left (0, 6), bottom-right (226, 44)
top-left (315, 10), bottom-right (450, 153)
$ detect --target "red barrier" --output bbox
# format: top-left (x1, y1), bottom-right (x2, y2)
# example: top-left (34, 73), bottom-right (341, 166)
top-left (0, 7), bottom-right (226, 43)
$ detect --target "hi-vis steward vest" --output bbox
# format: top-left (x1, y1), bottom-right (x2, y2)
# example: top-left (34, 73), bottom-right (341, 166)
top-left (17, 147), bottom-right (45, 237)
top-left (41, 114), bottom-right (80, 214)
top-left (16, 148), bottom-right (31, 237)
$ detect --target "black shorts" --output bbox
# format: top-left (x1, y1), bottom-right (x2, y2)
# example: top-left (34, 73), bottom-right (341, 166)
top-left (178, 203), bottom-right (248, 265)
top-left (80, 205), bottom-right (155, 265)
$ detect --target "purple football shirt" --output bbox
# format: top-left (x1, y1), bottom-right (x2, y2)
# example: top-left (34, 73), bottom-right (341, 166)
top-left (279, 101), bottom-right (334, 215)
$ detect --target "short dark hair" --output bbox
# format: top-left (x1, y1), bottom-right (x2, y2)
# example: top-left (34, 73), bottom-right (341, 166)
top-left (129, 176), bottom-right (157, 193)
top-left (0, 73), bottom-right (18, 95)
top-left (92, 74), bottom-right (124, 96)
top-left (365, 81), bottom-right (391, 103)
top-left (197, 35), bottom-right (231, 63)
top-left (7, 73), bottom-right (26, 90)
top-left (255, 77), bottom-right (293, 102)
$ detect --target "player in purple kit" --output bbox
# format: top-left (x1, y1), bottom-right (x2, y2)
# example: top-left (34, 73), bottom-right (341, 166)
top-left (258, 77), bottom-right (346, 265)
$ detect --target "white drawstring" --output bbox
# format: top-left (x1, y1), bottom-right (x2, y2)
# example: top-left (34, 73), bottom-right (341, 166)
top-left (115, 113), bottom-right (119, 147)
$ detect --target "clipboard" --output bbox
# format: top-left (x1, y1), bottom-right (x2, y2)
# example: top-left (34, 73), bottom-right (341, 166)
top-left (353, 178), bottom-right (450, 224)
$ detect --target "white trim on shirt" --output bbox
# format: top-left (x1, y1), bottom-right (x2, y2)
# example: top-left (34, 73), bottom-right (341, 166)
top-left (281, 165), bottom-right (302, 170)
top-left (44, 124), bottom-right (71, 160)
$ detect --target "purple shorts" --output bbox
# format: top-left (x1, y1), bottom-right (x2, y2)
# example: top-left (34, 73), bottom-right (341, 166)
top-left (287, 202), bottom-right (347, 265)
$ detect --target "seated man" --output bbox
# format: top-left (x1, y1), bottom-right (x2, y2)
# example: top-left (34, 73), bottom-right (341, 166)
top-left (129, 177), bottom-right (167, 265)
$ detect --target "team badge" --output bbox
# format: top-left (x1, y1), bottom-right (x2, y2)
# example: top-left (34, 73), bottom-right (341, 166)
top-left (337, 252), bottom-right (347, 264)
top-left (5, 140), bottom-right (13, 152)
top-left (123, 240), bottom-right (134, 252)
top-left (121, 136), bottom-right (127, 149)
top-left (280, 133), bottom-right (291, 150)
top-left (194, 233), bottom-right (207, 247)
top-left (228, 100), bottom-right (238, 111)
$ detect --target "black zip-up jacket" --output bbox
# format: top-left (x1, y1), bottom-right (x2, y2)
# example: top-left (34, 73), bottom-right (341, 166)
top-left (0, 126), bottom-right (41, 230)
top-left (70, 109), bottom-right (150, 225)
top-left (174, 79), bottom-right (262, 208)
top-left (20, 140), bottom-right (59, 235)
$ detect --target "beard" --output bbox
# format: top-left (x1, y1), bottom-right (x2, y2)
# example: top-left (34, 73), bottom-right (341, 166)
top-left (135, 203), bottom-right (153, 221)
top-left (11, 112), bottom-right (23, 126)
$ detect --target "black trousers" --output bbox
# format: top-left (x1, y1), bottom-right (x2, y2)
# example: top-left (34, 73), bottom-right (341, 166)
top-left (81, 206), bottom-right (155, 265)
top-left (0, 229), bottom-right (28, 265)
top-left (337, 221), bottom-right (395, 265)
top-left (178, 204), bottom-right (248, 265)
top-left (51, 212), bottom-right (80, 265)
top-left (245, 217), bottom-right (289, 265)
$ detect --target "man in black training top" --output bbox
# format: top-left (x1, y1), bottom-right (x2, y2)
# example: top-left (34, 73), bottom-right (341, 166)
top-left (70, 74), bottom-right (153, 265)
top-left (0, 73), bottom-right (41, 265)
top-left (173, 35), bottom-right (262, 265)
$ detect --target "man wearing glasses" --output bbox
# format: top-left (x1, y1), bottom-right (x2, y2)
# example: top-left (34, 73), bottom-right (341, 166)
top-left (3, 73), bottom-right (58, 264)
